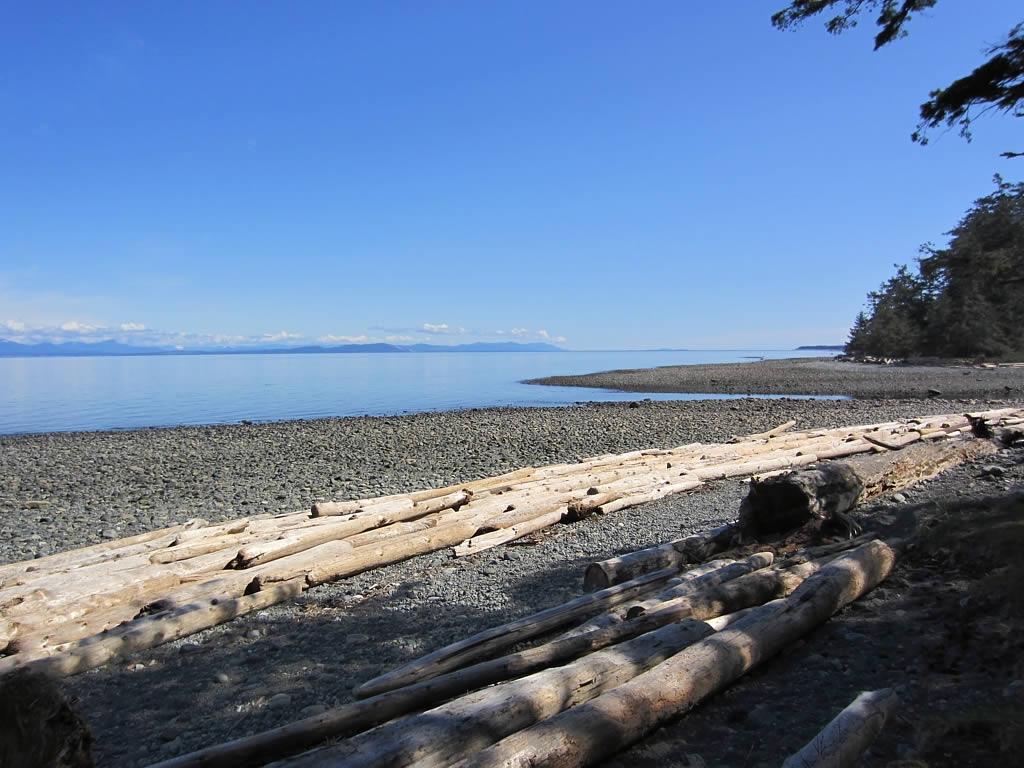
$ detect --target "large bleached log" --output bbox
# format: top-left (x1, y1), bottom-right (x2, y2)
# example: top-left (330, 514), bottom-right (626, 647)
top-left (564, 553), bottom-right (771, 638)
top-left (850, 438), bottom-right (997, 497)
top-left (279, 617), bottom-right (738, 768)
top-left (353, 565), bottom-right (682, 699)
top-left (585, 434), bottom-right (995, 591)
top-left (583, 522), bottom-right (739, 590)
top-left (357, 556), bottom-right (813, 702)
top-left (2, 410), bottom-right (1014, 677)
top-left (151, 609), bottom-right (751, 768)
top-left (2, 578), bottom-right (306, 678)
top-left (453, 508), bottom-right (567, 556)
top-left (730, 419), bottom-right (798, 442)
top-left (623, 552), bottom-right (774, 617)
top-left (451, 540), bottom-right (896, 768)
top-left (281, 561), bottom-right (826, 768)
top-left (782, 688), bottom-right (900, 768)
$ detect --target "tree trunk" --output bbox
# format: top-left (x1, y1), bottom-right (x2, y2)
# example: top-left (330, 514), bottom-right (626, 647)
top-left (738, 462), bottom-right (864, 537)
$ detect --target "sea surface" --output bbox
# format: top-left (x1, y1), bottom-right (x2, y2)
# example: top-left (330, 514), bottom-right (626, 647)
top-left (0, 350), bottom-right (836, 435)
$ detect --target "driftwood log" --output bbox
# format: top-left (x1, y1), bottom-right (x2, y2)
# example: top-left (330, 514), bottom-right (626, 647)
top-left (267, 558), bottom-right (830, 767)
top-left (582, 434), bottom-right (999, 589)
top-left (738, 462), bottom-right (864, 537)
top-left (782, 688), bottom-right (900, 768)
top-left (449, 540), bottom-right (896, 768)
top-left (1, 409), bottom-right (1015, 677)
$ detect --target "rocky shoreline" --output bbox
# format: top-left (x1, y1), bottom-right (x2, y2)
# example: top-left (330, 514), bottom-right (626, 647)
top-left (527, 357), bottom-right (1024, 399)
top-left (3, 396), bottom-right (1017, 565)
top-left (2, 393), bottom-right (1023, 766)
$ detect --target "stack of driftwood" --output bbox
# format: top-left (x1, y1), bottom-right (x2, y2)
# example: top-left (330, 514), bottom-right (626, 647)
top-left (142, 410), bottom-right (1018, 768)
top-left (1, 408), bottom-right (1018, 685)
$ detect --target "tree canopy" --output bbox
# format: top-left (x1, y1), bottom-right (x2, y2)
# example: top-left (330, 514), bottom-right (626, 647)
top-left (772, 1), bottom-right (1023, 153)
top-left (846, 177), bottom-right (1024, 359)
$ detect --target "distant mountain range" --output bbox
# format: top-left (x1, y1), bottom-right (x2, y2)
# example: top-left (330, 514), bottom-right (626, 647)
top-left (795, 345), bottom-right (844, 350)
top-left (0, 339), bottom-right (565, 358)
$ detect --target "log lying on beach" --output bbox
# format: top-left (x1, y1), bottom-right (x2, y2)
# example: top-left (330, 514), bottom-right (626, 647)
top-left (356, 555), bottom-right (813, 700)
top-left (583, 434), bottom-right (999, 589)
top-left (564, 553), bottom-right (771, 638)
top-left (450, 540), bottom-right (896, 768)
top-left (279, 617), bottom-right (738, 768)
top-left (1, 409), bottom-right (1016, 678)
top-left (782, 688), bottom-right (900, 768)
top-left (352, 564), bottom-right (681, 699)
top-left (274, 561), bottom-right (826, 767)
top-left (582, 522), bottom-right (740, 590)
top-left (738, 462), bottom-right (864, 537)
top-left (2, 579), bottom-right (305, 678)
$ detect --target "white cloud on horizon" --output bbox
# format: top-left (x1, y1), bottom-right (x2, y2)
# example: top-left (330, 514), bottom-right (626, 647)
top-left (495, 327), bottom-right (567, 344)
top-left (0, 318), bottom-right (571, 348)
top-left (262, 330), bottom-right (303, 342)
top-left (319, 334), bottom-right (370, 344)
top-left (59, 320), bottom-right (101, 334)
top-left (419, 322), bottom-right (468, 335)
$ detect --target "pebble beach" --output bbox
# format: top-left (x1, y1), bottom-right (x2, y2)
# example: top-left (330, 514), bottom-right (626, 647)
top-left (2, 358), bottom-right (1023, 766)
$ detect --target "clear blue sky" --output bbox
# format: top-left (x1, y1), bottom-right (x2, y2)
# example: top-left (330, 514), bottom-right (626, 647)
top-left (1, 1), bottom-right (1020, 349)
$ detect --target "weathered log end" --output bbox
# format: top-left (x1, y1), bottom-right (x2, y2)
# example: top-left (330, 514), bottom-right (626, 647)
top-left (739, 462), bottom-right (864, 537)
top-left (583, 562), bottom-right (613, 591)
top-left (782, 687), bottom-right (899, 768)
top-left (0, 667), bottom-right (94, 768)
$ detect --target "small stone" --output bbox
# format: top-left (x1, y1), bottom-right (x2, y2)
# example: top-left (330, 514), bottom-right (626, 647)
top-left (981, 465), bottom-right (1006, 478)
top-left (179, 643), bottom-right (201, 655)
top-left (745, 703), bottom-right (774, 728)
top-left (25, 500), bottom-right (51, 509)
top-left (891, 492), bottom-right (907, 504)
top-left (246, 629), bottom-right (262, 640)
top-left (927, 388), bottom-right (942, 397)
top-left (300, 704), bottom-right (328, 717)
top-left (215, 671), bottom-right (232, 684)
top-left (101, 528), bottom-right (118, 539)
top-left (162, 737), bottom-right (182, 755)
top-left (268, 693), bottom-right (292, 709)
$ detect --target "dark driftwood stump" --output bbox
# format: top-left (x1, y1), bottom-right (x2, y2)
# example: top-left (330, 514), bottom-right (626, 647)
top-left (0, 668), bottom-right (93, 768)
top-left (739, 462), bottom-right (864, 536)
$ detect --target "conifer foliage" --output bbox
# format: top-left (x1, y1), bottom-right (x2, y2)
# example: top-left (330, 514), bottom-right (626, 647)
top-left (846, 178), bottom-right (1024, 359)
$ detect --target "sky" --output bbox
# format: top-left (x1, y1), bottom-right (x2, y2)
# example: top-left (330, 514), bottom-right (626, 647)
top-left (1, 1), bottom-right (1021, 350)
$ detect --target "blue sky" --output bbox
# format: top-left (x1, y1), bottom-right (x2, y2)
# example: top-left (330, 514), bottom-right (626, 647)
top-left (1, 1), bottom-right (1021, 350)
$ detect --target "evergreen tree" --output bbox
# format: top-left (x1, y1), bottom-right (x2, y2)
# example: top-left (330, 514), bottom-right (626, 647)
top-left (845, 179), bottom-right (1024, 359)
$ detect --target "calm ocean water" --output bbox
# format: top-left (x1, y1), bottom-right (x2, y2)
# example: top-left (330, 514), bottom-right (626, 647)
top-left (0, 350), bottom-right (835, 435)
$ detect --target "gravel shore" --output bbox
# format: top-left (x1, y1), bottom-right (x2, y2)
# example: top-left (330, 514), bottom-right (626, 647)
top-left (1, 395), bottom-right (1022, 766)
top-left (528, 357), bottom-right (1024, 399)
